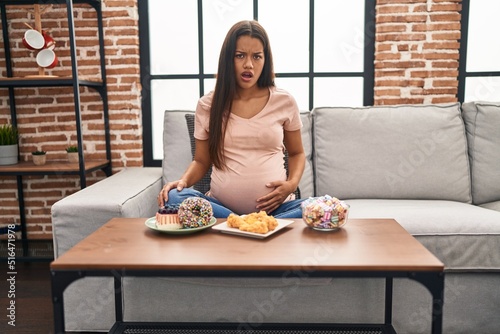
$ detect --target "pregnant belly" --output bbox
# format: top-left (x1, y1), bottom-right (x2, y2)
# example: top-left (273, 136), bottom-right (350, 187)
top-left (210, 169), bottom-right (287, 215)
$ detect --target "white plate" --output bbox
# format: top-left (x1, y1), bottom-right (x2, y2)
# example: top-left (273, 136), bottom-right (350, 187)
top-left (212, 218), bottom-right (295, 239)
top-left (145, 216), bottom-right (216, 234)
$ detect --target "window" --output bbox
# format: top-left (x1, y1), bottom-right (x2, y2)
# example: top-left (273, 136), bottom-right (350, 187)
top-left (458, 0), bottom-right (500, 102)
top-left (139, 0), bottom-right (375, 165)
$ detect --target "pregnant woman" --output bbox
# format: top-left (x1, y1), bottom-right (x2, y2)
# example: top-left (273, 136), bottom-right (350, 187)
top-left (158, 20), bottom-right (305, 219)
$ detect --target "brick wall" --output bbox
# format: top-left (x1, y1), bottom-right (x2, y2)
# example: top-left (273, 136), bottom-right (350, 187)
top-left (375, 0), bottom-right (461, 104)
top-left (0, 0), bottom-right (141, 239)
top-left (0, 0), bottom-right (462, 239)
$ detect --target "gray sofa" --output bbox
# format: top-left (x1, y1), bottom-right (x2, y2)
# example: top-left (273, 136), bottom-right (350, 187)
top-left (51, 101), bottom-right (500, 333)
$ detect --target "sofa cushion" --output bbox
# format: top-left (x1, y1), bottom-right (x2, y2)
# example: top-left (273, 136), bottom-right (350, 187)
top-left (298, 110), bottom-right (314, 198)
top-left (347, 199), bottom-right (500, 271)
top-left (162, 110), bottom-right (195, 184)
top-left (313, 103), bottom-right (472, 202)
top-left (461, 102), bottom-right (500, 205)
top-left (480, 201), bottom-right (500, 212)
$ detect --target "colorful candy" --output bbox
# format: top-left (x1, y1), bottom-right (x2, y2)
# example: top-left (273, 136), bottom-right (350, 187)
top-left (301, 195), bottom-right (350, 230)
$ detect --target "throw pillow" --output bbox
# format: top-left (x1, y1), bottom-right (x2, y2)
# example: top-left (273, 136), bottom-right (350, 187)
top-left (184, 114), bottom-right (212, 194)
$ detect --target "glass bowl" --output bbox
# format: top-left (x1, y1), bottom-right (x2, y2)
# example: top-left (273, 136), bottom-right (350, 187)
top-left (301, 195), bottom-right (350, 232)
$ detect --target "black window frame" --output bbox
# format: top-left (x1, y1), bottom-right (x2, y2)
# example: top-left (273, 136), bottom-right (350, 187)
top-left (458, 0), bottom-right (500, 102)
top-left (139, 0), bottom-right (376, 167)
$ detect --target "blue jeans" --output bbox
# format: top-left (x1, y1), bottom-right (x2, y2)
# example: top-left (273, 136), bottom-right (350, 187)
top-left (165, 188), bottom-right (305, 218)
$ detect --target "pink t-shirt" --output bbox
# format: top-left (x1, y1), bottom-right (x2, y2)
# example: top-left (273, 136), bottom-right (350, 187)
top-left (194, 86), bottom-right (302, 214)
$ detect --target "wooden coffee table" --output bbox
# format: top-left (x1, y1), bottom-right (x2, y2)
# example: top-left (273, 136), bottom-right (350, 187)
top-left (51, 218), bottom-right (444, 334)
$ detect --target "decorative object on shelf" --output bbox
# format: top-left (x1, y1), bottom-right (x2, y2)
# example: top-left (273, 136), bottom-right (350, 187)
top-left (66, 146), bottom-right (79, 163)
top-left (31, 150), bottom-right (47, 166)
top-left (36, 49), bottom-right (58, 69)
top-left (22, 29), bottom-right (45, 50)
top-left (22, 5), bottom-right (58, 76)
top-left (41, 30), bottom-right (56, 50)
top-left (0, 124), bottom-right (19, 165)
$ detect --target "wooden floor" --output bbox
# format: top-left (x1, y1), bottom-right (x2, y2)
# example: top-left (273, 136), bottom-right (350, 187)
top-left (1, 261), bottom-right (54, 334)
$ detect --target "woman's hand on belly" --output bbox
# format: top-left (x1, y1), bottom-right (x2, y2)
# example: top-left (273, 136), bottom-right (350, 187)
top-left (256, 179), bottom-right (296, 213)
top-left (211, 167), bottom-right (287, 214)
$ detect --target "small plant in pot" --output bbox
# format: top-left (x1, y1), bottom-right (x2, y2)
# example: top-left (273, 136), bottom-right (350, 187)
top-left (0, 124), bottom-right (19, 165)
top-left (32, 150), bottom-right (47, 166)
top-left (66, 145), bottom-right (79, 163)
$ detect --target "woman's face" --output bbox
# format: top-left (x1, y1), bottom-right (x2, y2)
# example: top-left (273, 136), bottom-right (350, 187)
top-left (233, 35), bottom-right (265, 90)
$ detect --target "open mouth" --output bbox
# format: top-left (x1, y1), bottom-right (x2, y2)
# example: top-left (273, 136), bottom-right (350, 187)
top-left (242, 72), bottom-right (253, 79)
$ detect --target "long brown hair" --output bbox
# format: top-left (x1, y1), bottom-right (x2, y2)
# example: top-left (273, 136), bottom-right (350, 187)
top-left (209, 20), bottom-right (275, 170)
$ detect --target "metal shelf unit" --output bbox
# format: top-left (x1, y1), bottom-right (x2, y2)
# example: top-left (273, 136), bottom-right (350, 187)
top-left (0, 0), bottom-right (111, 260)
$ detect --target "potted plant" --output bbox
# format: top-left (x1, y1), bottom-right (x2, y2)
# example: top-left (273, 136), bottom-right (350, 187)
top-left (0, 124), bottom-right (19, 165)
top-left (32, 150), bottom-right (47, 166)
top-left (66, 145), bottom-right (79, 163)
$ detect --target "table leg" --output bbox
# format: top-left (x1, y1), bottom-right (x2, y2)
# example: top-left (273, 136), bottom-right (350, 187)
top-left (51, 270), bottom-right (85, 334)
top-left (409, 272), bottom-right (445, 334)
top-left (385, 277), bottom-right (393, 325)
top-left (113, 272), bottom-right (123, 322)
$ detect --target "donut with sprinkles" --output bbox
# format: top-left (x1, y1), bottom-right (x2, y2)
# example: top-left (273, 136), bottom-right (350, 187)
top-left (178, 197), bottom-right (214, 228)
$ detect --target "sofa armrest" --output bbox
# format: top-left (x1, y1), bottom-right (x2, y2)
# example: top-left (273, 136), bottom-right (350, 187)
top-left (51, 167), bottom-right (163, 258)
